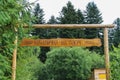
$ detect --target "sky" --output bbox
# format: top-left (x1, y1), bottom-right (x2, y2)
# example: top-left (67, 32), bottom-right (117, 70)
top-left (29, 0), bottom-right (120, 24)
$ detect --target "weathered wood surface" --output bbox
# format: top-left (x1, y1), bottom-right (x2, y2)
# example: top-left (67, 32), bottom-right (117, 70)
top-left (20, 38), bottom-right (102, 47)
top-left (12, 28), bottom-right (18, 80)
top-left (104, 28), bottom-right (110, 80)
top-left (24, 24), bottom-right (114, 28)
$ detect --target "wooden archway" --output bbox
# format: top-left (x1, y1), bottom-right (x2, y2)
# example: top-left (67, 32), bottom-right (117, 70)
top-left (12, 24), bottom-right (114, 80)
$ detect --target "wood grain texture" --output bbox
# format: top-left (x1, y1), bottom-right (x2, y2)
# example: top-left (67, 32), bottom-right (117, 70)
top-left (24, 24), bottom-right (114, 28)
top-left (12, 28), bottom-right (18, 80)
top-left (104, 28), bottom-right (110, 80)
top-left (20, 38), bottom-right (101, 47)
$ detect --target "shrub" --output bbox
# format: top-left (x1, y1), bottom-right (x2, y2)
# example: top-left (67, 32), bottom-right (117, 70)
top-left (44, 47), bottom-right (104, 80)
top-left (16, 47), bottom-right (43, 80)
top-left (110, 46), bottom-right (120, 80)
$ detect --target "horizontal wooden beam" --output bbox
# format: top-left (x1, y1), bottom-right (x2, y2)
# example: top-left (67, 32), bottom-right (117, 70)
top-left (24, 24), bottom-right (114, 28)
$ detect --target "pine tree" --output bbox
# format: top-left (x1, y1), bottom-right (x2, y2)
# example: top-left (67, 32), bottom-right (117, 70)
top-left (113, 18), bottom-right (120, 47)
top-left (57, 1), bottom-right (85, 38)
top-left (109, 18), bottom-right (120, 50)
top-left (33, 3), bottom-right (45, 24)
top-left (75, 9), bottom-right (85, 38)
top-left (58, 1), bottom-right (77, 24)
top-left (47, 15), bottom-right (58, 24)
top-left (32, 3), bottom-right (46, 37)
top-left (47, 15), bottom-right (59, 38)
top-left (84, 2), bottom-right (103, 38)
top-left (39, 16), bottom-right (60, 63)
top-left (76, 9), bottom-right (84, 24)
top-left (32, 3), bottom-right (49, 63)
top-left (84, 2), bottom-right (103, 53)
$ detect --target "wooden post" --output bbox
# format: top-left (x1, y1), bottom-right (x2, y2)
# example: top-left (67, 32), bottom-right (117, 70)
top-left (12, 28), bottom-right (18, 80)
top-left (104, 28), bottom-right (110, 80)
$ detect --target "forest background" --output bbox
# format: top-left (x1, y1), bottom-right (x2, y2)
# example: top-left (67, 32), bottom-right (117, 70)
top-left (0, 0), bottom-right (120, 80)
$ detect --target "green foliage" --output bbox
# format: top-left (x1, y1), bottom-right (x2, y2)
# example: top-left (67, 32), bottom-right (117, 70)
top-left (113, 18), bottom-right (120, 47)
top-left (0, 29), bottom-right (15, 80)
top-left (47, 15), bottom-right (59, 38)
top-left (84, 2), bottom-right (103, 53)
top-left (16, 47), bottom-right (43, 80)
top-left (109, 18), bottom-right (120, 50)
top-left (58, 1), bottom-right (78, 24)
top-left (84, 2), bottom-right (103, 38)
top-left (0, 54), bottom-right (11, 80)
top-left (33, 3), bottom-right (45, 24)
top-left (32, 3), bottom-right (49, 63)
top-left (84, 2), bottom-right (103, 24)
top-left (110, 46), bottom-right (120, 80)
top-left (76, 9), bottom-right (84, 24)
top-left (44, 47), bottom-right (104, 80)
top-left (47, 15), bottom-right (58, 24)
top-left (57, 1), bottom-right (85, 38)
top-left (0, 0), bottom-right (32, 26)
top-left (32, 3), bottom-right (45, 37)
top-left (0, 0), bottom-right (33, 79)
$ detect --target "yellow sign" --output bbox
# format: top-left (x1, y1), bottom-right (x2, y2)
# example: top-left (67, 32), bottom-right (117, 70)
top-left (99, 74), bottom-right (106, 80)
top-left (94, 69), bottom-right (106, 80)
top-left (20, 38), bottom-right (101, 47)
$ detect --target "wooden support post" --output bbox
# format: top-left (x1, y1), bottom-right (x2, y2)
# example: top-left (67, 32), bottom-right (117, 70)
top-left (104, 28), bottom-right (110, 80)
top-left (12, 28), bottom-right (18, 80)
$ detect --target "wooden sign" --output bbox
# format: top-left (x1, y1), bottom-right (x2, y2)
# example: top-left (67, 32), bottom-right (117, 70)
top-left (94, 69), bottom-right (106, 80)
top-left (20, 38), bottom-right (101, 47)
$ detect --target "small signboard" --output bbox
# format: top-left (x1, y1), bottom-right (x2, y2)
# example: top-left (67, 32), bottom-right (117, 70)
top-left (20, 38), bottom-right (101, 47)
top-left (94, 69), bottom-right (106, 80)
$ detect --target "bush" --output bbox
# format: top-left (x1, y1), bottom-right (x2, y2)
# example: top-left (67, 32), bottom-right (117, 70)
top-left (0, 54), bottom-right (11, 80)
top-left (16, 47), bottom-right (43, 80)
top-left (110, 46), bottom-right (120, 80)
top-left (44, 47), bottom-right (104, 80)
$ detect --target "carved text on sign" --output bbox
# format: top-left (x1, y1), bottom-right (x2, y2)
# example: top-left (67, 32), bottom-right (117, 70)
top-left (20, 38), bottom-right (101, 47)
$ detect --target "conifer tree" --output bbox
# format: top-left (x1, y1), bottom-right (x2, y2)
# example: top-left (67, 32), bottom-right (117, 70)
top-left (84, 2), bottom-right (103, 38)
top-left (84, 2), bottom-right (103, 53)
top-left (32, 3), bottom-right (46, 38)
top-left (112, 18), bottom-right (120, 47)
top-left (32, 3), bottom-right (48, 63)
top-left (76, 9), bottom-right (84, 24)
top-left (58, 1), bottom-right (77, 24)
top-left (47, 15), bottom-right (59, 38)
top-left (47, 15), bottom-right (58, 24)
top-left (76, 9), bottom-right (85, 38)
top-left (57, 1), bottom-right (85, 38)
top-left (33, 3), bottom-right (45, 24)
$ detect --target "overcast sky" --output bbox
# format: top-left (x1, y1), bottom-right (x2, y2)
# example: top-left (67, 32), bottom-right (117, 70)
top-left (29, 0), bottom-right (120, 24)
